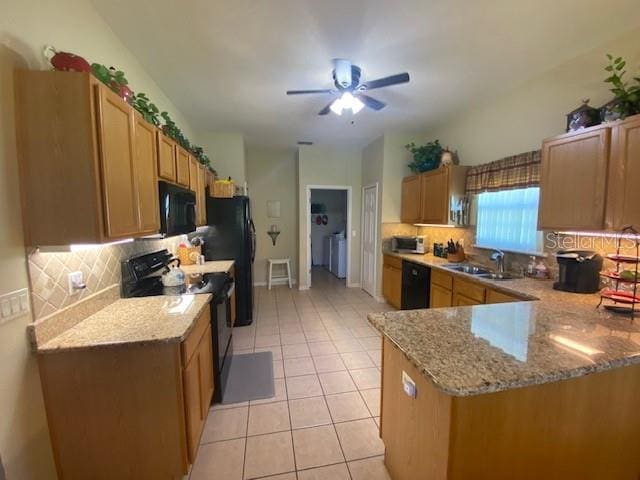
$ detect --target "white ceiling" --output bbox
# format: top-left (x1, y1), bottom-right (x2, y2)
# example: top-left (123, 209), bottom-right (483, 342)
top-left (92, 0), bottom-right (639, 148)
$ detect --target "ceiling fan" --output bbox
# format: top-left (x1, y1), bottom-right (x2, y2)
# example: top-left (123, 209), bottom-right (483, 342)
top-left (286, 59), bottom-right (410, 116)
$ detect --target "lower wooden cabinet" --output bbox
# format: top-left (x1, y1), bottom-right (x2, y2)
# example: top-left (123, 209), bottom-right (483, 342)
top-left (383, 255), bottom-right (402, 309)
top-left (430, 283), bottom-right (453, 308)
top-left (183, 323), bottom-right (214, 462)
top-left (485, 289), bottom-right (520, 304)
top-left (38, 305), bottom-right (214, 479)
top-left (453, 292), bottom-right (483, 306)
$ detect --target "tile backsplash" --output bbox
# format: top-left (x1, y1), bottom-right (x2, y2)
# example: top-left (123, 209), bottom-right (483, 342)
top-left (28, 235), bottom-right (187, 320)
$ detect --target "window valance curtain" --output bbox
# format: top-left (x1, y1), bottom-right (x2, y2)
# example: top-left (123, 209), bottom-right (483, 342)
top-left (465, 150), bottom-right (541, 194)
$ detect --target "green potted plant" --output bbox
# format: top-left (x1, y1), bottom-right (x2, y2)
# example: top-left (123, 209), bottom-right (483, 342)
top-left (603, 54), bottom-right (640, 120)
top-left (91, 63), bottom-right (132, 103)
top-left (406, 140), bottom-right (444, 173)
top-left (132, 93), bottom-right (160, 126)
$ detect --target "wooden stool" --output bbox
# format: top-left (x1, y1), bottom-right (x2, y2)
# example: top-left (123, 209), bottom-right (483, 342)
top-left (268, 258), bottom-right (292, 290)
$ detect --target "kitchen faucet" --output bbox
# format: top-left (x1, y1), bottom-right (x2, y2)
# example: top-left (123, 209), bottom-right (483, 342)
top-left (490, 249), bottom-right (505, 273)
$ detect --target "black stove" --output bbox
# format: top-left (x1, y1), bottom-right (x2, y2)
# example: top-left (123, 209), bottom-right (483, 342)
top-left (121, 249), bottom-right (234, 403)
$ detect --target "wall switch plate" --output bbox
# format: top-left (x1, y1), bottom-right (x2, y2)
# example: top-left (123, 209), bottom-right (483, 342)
top-left (402, 370), bottom-right (417, 398)
top-left (68, 271), bottom-right (85, 296)
top-left (0, 288), bottom-right (30, 325)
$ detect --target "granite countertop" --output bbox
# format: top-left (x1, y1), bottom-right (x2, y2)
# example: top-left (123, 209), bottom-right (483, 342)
top-left (370, 252), bottom-right (640, 396)
top-left (38, 294), bottom-right (212, 354)
top-left (182, 259), bottom-right (234, 275)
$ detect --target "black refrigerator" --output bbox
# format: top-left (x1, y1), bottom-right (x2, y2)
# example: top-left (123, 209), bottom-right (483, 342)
top-left (202, 196), bottom-right (255, 326)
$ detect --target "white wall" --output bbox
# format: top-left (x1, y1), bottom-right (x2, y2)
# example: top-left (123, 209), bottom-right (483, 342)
top-left (297, 146), bottom-right (362, 289)
top-left (422, 27), bottom-right (640, 166)
top-left (197, 132), bottom-right (246, 185)
top-left (0, 1), bottom-right (198, 477)
top-left (246, 147), bottom-right (298, 285)
top-left (310, 189), bottom-right (347, 266)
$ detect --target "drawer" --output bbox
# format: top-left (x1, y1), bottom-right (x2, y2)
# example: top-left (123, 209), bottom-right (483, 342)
top-left (181, 305), bottom-right (211, 365)
top-left (453, 277), bottom-right (486, 303)
top-left (431, 269), bottom-right (453, 290)
top-left (383, 254), bottom-right (403, 269)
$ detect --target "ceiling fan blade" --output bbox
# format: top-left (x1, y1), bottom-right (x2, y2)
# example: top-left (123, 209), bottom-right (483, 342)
top-left (286, 89), bottom-right (334, 95)
top-left (358, 94), bottom-right (386, 111)
top-left (318, 101), bottom-right (334, 115)
top-left (361, 72), bottom-right (410, 90)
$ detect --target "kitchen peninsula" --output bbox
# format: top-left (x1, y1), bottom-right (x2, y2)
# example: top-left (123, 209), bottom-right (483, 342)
top-left (369, 255), bottom-right (640, 480)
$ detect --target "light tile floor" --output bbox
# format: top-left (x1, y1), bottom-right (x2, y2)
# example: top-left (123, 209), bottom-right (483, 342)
top-left (189, 268), bottom-right (394, 480)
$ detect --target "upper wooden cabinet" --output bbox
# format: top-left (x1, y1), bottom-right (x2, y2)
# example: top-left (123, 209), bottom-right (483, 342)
top-left (538, 125), bottom-right (610, 231)
top-left (176, 147), bottom-right (191, 187)
top-left (400, 175), bottom-right (422, 223)
top-left (195, 164), bottom-right (207, 226)
top-left (400, 165), bottom-right (469, 225)
top-left (189, 156), bottom-right (199, 192)
top-left (606, 115), bottom-right (640, 230)
top-left (15, 71), bottom-right (160, 245)
top-left (134, 115), bottom-right (161, 234)
top-left (157, 132), bottom-right (177, 182)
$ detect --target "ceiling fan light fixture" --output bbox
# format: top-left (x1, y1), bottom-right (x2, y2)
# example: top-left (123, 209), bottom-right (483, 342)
top-left (351, 96), bottom-right (365, 114)
top-left (330, 97), bottom-right (344, 115)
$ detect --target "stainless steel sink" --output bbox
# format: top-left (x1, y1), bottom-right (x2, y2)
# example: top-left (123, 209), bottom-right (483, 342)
top-left (476, 272), bottom-right (522, 281)
top-left (443, 264), bottom-right (492, 275)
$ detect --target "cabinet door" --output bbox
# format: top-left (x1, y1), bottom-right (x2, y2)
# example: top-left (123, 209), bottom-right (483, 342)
top-left (95, 84), bottom-right (139, 239)
top-left (189, 156), bottom-right (199, 192)
top-left (430, 283), bottom-right (452, 308)
top-left (453, 292), bottom-right (483, 306)
top-left (176, 147), bottom-right (191, 187)
top-left (183, 326), bottom-right (213, 463)
top-left (134, 116), bottom-right (160, 234)
top-left (196, 164), bottom-right (207, 226)
top-left (157, 132), bottom-right (177, 181)
top-left (420, 168), bottom-right (448, 224)
top-left (538, 126), bottom-right (610, 230)
top-left (485, 289), bottom-right (519, 304)
top-left (383, 265), bottom-right (402, 309)
top-left (401, 175), bottom-right (422, 223)
top-left (606, 115), bottom-right (640, 230)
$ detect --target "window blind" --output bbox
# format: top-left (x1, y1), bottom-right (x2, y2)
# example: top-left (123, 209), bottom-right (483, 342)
top-left (476, 187), bottom-right (541, 253)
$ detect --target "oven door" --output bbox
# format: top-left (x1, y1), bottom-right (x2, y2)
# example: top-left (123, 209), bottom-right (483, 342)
top-left (212, 281), bottom-right (233, 402)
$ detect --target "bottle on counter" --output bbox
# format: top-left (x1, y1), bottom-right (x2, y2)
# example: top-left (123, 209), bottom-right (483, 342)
top-left (527, 256), bottom-right (536, 277)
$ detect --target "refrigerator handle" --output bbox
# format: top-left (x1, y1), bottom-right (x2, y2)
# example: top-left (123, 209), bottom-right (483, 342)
top-left (249, 219), bottom-right (256, 263)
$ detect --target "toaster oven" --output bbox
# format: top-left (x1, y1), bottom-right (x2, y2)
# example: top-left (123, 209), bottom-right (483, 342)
top-left (391, 236), bottom-right (426, 254)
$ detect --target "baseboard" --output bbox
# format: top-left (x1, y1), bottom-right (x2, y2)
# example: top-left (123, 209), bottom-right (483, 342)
top-left (254, 279), bottom-right (298, 287)
top-left (347, 283), bottom-right (361, 288)
top-left (298, 285), bottom-right (310, 290)
top-left (374, 295), bottom-right (386, 303)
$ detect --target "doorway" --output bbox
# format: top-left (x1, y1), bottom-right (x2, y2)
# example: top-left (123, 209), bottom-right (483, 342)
top-left (305, 186), bottom-right (352, 289)
top-left (361, 183), bottom-right (378, 297)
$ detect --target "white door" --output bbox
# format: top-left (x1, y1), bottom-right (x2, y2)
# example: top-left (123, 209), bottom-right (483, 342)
top-left (361, 184), bottom-right (378, 296)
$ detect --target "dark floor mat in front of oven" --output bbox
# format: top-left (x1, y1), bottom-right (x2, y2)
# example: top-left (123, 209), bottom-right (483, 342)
top-left (221, 352), bottom-right (275, 404)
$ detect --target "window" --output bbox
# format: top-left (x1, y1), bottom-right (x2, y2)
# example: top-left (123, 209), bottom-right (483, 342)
top-left (475, 187), bottom-right (541, 253)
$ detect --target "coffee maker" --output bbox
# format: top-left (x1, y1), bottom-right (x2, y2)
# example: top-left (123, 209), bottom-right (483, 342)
top-left (553, 250), bottom-right (603, 293)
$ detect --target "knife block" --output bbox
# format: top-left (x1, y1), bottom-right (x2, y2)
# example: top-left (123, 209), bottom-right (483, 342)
top-left (447, 246), bottom-right (465, 263)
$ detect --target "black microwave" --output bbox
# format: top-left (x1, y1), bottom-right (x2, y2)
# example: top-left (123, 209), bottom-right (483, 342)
top-left (159, 181), bottom-right (197, 236)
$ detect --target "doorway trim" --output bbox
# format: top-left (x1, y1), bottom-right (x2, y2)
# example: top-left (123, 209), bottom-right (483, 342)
top-left (360, 183), bottom-right (379, 298)
top-left (305, 185), bottom-right (352, 289)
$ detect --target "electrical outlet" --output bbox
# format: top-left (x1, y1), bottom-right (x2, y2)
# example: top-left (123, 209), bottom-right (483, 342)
top-left (68, 271), bottom-right (85, 296)
top-left (402, 370), bottom-right (417, 398)
top-left (0, 288), bottom-right (30, 325)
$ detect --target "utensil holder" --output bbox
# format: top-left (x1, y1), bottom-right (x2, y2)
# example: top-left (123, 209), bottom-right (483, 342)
top-left (447, 247), bottom-right (465, 263)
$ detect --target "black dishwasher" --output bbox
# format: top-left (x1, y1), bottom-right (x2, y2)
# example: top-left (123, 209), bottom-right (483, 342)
top-left (401, 261), bottom-right (431, 310)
